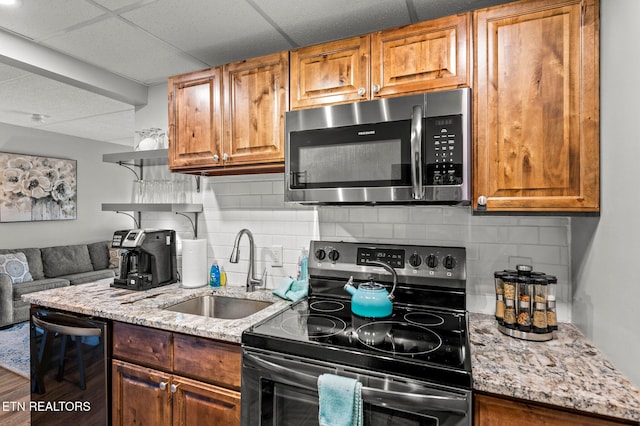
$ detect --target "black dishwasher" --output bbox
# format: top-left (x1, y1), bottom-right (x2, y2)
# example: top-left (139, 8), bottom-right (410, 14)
top-left (30, 306), bottom-right (110, 425)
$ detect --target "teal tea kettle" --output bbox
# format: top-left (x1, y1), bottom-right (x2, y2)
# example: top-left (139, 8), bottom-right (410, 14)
top-left (344, 260), bottom-right (397, 318)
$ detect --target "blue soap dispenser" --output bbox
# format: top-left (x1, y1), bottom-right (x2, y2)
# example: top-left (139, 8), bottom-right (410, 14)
top-left (210, 261), bottom-right (221, 287)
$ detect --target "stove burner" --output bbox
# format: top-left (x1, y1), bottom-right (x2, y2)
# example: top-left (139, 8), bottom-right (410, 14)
top-left (355, 321), bottom-right (442, 356)
top-left (281, 314), bottom-right (347, 339)
top-left (309, 300), bottom-right (345, 313)
top-left (404, 311), bottom-right (445, 327)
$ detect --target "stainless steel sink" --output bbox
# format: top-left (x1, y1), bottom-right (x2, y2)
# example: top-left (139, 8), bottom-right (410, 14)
top-left (164, 295), bottom-right (273, 319)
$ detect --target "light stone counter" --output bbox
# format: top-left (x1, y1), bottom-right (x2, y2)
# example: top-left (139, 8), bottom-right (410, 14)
top-left (22, 279), bottom-right (290, 344)
top-left (469, 312), bottom-right (640, 423)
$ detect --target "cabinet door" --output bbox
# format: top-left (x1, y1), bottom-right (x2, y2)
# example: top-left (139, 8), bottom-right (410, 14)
top-left (112, 359), bottom-right (172, 426)
top-left (371, 13), bottom-right (470, 98)
top-left (172, 375), bottom-right (241, 426)
top-left (473, 0), bottom-right (599, 212)
top-left (169, 68), bottom-right (223, 171)
top-left (474, 393), bottom-right (628, 426)
top-left (290, 35), bottom-right (370, 109)
top-left (223, 51), bottom-right (288, 168)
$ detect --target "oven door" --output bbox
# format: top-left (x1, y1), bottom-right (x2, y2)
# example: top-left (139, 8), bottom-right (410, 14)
top-left (241, 348), bottom-right (471, 426)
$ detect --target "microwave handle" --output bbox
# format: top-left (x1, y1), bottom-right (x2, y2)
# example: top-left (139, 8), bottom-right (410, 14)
top-left (410, 105), bottom-right (424, 200)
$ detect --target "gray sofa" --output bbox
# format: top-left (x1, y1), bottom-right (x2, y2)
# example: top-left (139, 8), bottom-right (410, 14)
top-left (0, 241), bottom-right (117, 328)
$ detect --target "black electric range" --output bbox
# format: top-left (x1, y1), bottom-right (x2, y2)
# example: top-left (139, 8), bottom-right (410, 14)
top-left (242, 240), bottom-right (472, 389)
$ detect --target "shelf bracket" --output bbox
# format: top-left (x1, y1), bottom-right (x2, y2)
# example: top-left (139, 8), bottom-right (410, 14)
top-left (175, 211), bottom-right (199, 238)
top-left (195, 175), bottom-right (201, 193)
top-left (116, 161), bottom-right (142, 180)
top-left (115, 211), bottom-right (140, 229)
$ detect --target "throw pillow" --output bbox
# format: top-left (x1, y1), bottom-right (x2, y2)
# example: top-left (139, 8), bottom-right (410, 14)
top-left (0, 252), bottom-right (33, 283)
top-left (108, 248), bottom-right (120, 269)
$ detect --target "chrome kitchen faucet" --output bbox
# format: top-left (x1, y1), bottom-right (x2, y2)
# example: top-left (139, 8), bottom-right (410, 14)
top-left (230, 229), bottom-right (267, 292)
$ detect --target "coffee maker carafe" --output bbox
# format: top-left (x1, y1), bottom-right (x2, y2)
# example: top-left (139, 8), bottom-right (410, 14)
top-left (112, 229), bottom-right (178, 290)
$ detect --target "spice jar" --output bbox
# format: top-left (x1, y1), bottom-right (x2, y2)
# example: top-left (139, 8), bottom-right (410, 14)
top-left (516, 276), bottom-right (532, 332)
top-left (545, 275), bottom-right (558, 330)
top-left (516, 264), bottom-right (533, 277)
top-left (494, 271), bottom-right (507, 324)
top-left (502, 274), bottom-right (517, 329)
top-left (532, 277), bottom-right (549, 333)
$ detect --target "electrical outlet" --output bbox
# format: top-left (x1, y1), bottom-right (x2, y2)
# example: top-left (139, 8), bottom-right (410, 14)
top-left (270, 245), bottom-right (283, 267)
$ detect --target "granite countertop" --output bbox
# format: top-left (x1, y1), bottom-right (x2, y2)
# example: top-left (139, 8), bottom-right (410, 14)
top-left (23, 283), bottom-right (640, 422)
top-left (469, 312), bottom-right (640, 423)
top-left (22, 279), bottom-right (289, 344)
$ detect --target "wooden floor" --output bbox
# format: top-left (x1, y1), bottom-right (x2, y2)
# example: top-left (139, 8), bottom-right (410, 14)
top-left (0, 366), bottom-right (30, 426)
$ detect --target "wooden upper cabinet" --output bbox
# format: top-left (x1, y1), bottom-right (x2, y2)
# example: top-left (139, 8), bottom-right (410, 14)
top-left (290, 14), bottom-right (469, 110)
top-left (168, 68), bottom-right (223, 171)
top-left (473, 0), bottom-right (599, 213)
top-left (223, 51), bottom-right (289, 168)
top-left (290, 35), bottom-right (370, 109)
top-left (371, 13), bottom-right (470, 98)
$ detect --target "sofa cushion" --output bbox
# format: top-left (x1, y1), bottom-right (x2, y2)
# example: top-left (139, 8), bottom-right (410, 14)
top-left (62, 269), bottom-right (115, 285)
top-left (12, 278), bottom-right (70, 301)
top-left (87, 241), bottom-right (110, 270)
top-left (41, 244), bottom-right (93, 278)
top-left (0, 248), bottom-right (44, 280)
top-left (0, 252), bottom-right (33, 283)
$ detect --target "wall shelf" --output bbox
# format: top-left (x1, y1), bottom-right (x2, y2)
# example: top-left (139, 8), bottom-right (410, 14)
top-left (102, 149), bottom-right (203, 237)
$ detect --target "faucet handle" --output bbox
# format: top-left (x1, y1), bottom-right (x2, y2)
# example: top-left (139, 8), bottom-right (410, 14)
top-left (260, 267), bottom-right (268, 286)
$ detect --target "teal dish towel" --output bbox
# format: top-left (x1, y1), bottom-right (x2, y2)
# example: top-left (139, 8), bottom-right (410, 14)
top-left (317, 373), bottom-right (363, 426)
top-left (272, 276), bottom-right (308, 302)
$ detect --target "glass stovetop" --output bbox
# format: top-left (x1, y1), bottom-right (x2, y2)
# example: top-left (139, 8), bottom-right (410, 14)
top-left (243, 296), bottom-right (472, 388)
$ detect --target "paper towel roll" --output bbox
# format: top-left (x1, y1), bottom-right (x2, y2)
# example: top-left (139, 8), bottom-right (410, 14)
top-left (181, 239), bottom-right (208, 288)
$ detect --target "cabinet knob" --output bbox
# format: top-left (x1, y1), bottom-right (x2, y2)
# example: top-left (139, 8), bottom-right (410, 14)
top-left (477, 195), bottom-right (487, 207)
top-left (372, 84), bottom-right (381, 94)
top-left (170, 384), bottom-right (178, 393)
top-left (213, 154), bottom-right (219, 162)
top-left (159, 381), bottom-right (167, 390)
top-left (223, 153), bottom-right (229, 161)
top-left (357, 87), bottom-right (366, 96)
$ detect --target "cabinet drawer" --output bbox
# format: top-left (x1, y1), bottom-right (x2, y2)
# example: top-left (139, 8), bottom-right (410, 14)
top-left (113, 322), bottom-right (172, 370)
top-left (173, 334), bottom-right (242, 390)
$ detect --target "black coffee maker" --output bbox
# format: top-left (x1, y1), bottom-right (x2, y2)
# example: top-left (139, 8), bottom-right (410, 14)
top-left (111, 229), bottom-right (178, 290)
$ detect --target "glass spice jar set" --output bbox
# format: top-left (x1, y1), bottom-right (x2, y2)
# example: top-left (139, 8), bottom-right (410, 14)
top-left (494, 265), bottom-right (557, 341)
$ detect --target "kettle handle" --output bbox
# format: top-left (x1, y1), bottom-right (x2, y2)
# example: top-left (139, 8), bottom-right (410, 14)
top-left (343, 276), bottom-right (354, 290)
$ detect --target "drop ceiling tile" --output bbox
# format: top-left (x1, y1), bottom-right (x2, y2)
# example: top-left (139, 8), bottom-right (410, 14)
top-left (121, 0), bottom-right (293, 67)
top-left (0, 0), bottom-right (105, 40)
top-left (0, 73), bottom-right (133, 123)
top-left (255, 0), bottom-right (409, 47)
top-left (42, 16), bottom-right (208, 84)
top-left (40, 109), bottom-right (135, 144)
top-left (0, 63), bottom-right (30, 83)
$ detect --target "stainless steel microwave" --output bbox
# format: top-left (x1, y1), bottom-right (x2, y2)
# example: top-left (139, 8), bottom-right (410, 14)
top-left (284, 88), bottom-right (471, 205)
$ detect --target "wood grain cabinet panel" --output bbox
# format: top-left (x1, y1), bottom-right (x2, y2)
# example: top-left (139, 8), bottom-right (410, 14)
top-left (112, 359), bottom-right (172, 426)
top-left (223, 51), bottom-right (289, 168)
top-left (173, 334), bottom-right (242, 390)
top-left (168, 68), bottom-right (223, 171)
top-left (172, 376), bottom-right (241, 426)
top-left (111, 323), bottom-right (242, 426)
top-left (112, 321), bottom-right (172, 370)
top-left (290, 35), bottom-right (371, 109)
top-left (473, 0), bottom-right (599, 213)
top-left (474, 393), bottom-right (632, 426)
top-left (371, 13), bottom-right (470, 98)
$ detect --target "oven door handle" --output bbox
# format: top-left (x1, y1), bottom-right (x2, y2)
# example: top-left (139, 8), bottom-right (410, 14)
top-left (410, 104), bottom-right (424, 200)
top-left (244, 352), bottom-right (469, 415)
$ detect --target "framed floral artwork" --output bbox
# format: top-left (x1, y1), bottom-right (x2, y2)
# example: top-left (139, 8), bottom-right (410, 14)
top-left (0, 152), bottom-right (77, 222)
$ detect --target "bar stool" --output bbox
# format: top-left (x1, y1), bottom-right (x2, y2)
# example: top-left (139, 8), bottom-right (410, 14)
top-left (32, 313), bottom-right (102, 393)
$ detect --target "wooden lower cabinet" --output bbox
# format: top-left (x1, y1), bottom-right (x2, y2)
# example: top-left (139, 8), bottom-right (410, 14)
top-left (474, 393), bottom-right (633, 426)
top-left (111, 322), bottom-right (242, 426)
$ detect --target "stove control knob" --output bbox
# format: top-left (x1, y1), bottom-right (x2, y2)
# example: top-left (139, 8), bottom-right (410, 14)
top-left (426, 254), bottom-right (438, 268)
top-left (409, 253), bottom-right (422, 268)
top-left (443, 255), bottom-right (456, 270)
top-left (315, 248), bottom-right (326, 261)
top-left (328, 249), bottom-right (340, 262)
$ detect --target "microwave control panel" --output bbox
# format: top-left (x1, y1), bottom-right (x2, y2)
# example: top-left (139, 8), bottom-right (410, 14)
top-left (424, 114), bottom-right (463, 185)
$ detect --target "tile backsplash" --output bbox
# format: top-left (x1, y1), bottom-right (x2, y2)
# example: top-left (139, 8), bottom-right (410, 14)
top-left (142, 172), bottom-right (572, 320)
